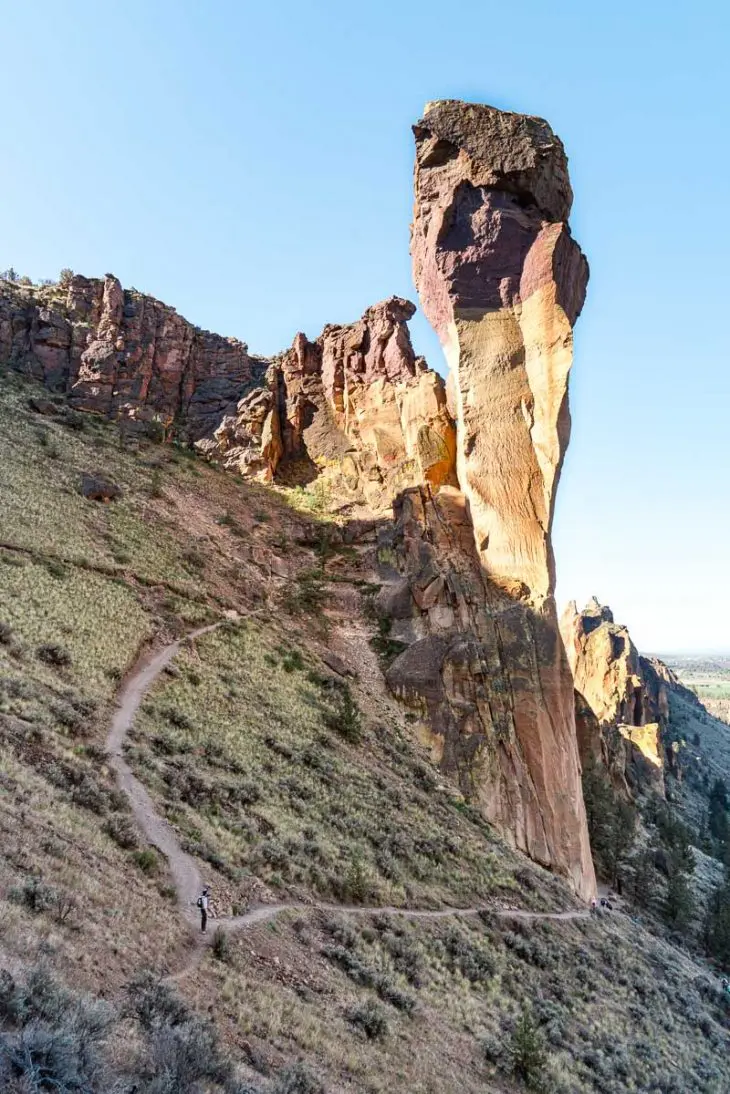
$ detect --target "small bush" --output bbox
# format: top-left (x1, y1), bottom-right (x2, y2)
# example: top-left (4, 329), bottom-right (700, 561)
top-left (124, 970), bottom-right (190, 1032)
top-left (133, 848), bottom-right (160, 874)
top-left (104, 814), bottom-right (140, 850)
top-left (326, 684), bottom-right (363, 744)
top-left (346, 999), bottom-right (389, 1040)
top-left (212, 927), bottom-right (232, 963)
top-left (376, 978), bottom-right (416, 1014)
top-left (284, 570), bottom-right (327, 616)
top-left (71, 775), bottom-right (108, 814)
top-left (149, 469), bottom-right (164, 498)
top-left (273, 1062), bottom-right (324, 1094)
top-left (45, 558), bottom-right (69, 580)
top-left (8, 877), bottom-right (58, 915)
top-left (36, 643), bottom-right (72, 668)
top-left (0, 622), bottom-right (13, 645)
top-left (282, 649), bottom-right (305, 673)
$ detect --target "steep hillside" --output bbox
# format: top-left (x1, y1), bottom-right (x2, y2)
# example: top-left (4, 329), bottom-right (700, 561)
top-left (2, 97), bottom-right (730, 1093)
top-left (2, 364), bottom-right (730, 1093)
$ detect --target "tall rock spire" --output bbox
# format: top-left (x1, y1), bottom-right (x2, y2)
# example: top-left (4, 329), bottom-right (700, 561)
top-left (410, 100), bottom-right (595, 898)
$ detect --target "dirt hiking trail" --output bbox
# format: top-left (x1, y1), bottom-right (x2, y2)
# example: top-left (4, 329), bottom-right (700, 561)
top-left (108, 625), bottom-right (590, 974)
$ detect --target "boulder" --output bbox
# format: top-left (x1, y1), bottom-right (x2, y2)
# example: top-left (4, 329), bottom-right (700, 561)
top-left (81, 473), bottom-right (122, 502)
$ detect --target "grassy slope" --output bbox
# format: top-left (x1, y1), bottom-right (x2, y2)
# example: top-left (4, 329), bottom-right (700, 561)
top-left (1, 370), bottom-right (729, 1093)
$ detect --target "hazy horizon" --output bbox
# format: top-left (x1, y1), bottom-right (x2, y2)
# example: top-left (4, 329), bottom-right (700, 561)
top-left (2, 0), bottom-right (728, 653)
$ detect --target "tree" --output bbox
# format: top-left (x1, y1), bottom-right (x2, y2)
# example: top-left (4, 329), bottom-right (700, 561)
top-left (705, 875), bottom-right (730, 966)
top-left (708, 778), bottom-right (729, 854)
top-left (509, 1006), bottom-right (549, 1091)
top-left (663, 869), bottom-right (695, 934)
top-left (582, 760), bottom-right (637, 885)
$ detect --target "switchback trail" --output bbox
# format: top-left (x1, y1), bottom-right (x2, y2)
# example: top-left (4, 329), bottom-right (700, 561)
top-left (108, 625), bottom-right (589, 976)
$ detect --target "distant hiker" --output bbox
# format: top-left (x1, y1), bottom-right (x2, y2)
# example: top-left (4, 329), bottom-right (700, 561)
top-left (197, 887), bottom-right (210, 933)
top-left (590, 898), bottom-right (598, 914)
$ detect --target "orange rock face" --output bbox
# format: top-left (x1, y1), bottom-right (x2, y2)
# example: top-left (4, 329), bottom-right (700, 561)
top-left (560, 599), bottom-right (671, 797)
top-left (201, 297), bottom-right (457, 503)
top-left (406, 100), bottom-right (594, 899)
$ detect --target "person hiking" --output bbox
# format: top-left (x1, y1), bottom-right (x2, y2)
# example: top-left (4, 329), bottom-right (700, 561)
top-left (197, 887), bottom-right (210, 933)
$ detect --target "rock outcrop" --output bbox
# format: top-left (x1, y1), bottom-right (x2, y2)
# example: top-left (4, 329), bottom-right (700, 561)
top-left (382, 100), bottom-right (595, 899)
top-left (200, 297), bottom-right (457, 503)
top-left (0, 274), bottom-right (266, 439)
top-left (560, 599), bottom-right (671, 796)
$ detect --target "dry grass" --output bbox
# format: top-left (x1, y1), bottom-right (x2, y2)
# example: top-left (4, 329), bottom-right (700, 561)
top-left (129, 621), bottom-right (524, 911)
top-left (1, 371), bottom-right (729, 1093)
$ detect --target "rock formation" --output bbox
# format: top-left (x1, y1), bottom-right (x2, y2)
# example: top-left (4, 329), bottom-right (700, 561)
top-left (560, 598), bottom-right (671, 796)
top-left (0, 100), bottom-right (601, 899)
top-left (0, 274), bottom-right (266, 439)
top-left (380, 99), bottom-right (594, 899)
top-left (200, 297), bottom-right (457, 503)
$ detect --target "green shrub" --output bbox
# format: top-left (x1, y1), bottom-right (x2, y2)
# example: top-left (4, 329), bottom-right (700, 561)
top-left (133, 848), bottom-right (160, 874)
top-left (149, 469), bottom-right (164, 498)
top-left (326, 684), bottom-right (362, 744)
top-left (8, 877), bottom-right (58, 914)
top-left (36, 643), bottom-right (72, 668)
top-left (212, 927), bottom-right (232, 963)
top-left (123, 970), bottom-right (190, 1032)
top-left (284, 569), bottom-right (327, 616)
top-left (45, 558), bottom-right (68, 580)
top-left (104, 814), bottom-right (139, 850)
top-left (346, 999), bottom-right (388, 1040)
top-left (508, 1006), bottom-right (550, 1091)
top-left (273, 1062), bottom-right (324, 1094)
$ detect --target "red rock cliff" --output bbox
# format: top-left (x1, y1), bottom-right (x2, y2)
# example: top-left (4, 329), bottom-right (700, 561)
top-left (0, 274), bottom-right (266, 439)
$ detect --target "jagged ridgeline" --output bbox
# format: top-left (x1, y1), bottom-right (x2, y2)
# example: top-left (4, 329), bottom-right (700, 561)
top-left (1, 101), bottom-right (729, 1094)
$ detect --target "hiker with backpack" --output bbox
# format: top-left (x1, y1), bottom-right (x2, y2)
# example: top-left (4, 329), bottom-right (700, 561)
top-left (197, 887), bottom-right (210, 932)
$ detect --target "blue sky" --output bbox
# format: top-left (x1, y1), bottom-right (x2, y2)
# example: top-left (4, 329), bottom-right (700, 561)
top-left (2, 0), bottom-right (728, 651)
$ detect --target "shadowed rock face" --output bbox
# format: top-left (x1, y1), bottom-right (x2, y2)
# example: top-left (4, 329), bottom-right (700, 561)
top-left (407, 100), bottom-right (594, 899)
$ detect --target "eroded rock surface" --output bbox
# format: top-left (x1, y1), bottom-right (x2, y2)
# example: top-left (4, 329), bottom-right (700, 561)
top-left (396, 100), bottom-right (595, 898)
top-left (0, 275), bottom-right (266, 439)
top-left (560, 598), bottom-right (671, 797)
top-left (201, 297), bottom-right (457, 504)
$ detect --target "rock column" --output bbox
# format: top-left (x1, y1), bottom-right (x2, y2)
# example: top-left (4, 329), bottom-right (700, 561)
top-left (411, 100), bottom-right (595, 899)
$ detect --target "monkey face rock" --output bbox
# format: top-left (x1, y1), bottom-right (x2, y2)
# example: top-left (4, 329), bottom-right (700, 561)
top-left (408, 100), bottom-right (594, 899)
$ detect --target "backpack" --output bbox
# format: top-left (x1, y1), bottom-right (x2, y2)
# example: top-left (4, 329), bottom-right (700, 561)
top-left (196, 897), bottom-right (203, 908)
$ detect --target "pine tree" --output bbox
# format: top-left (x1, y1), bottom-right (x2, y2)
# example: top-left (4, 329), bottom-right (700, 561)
top-left (509, 1006), bottom-right (549, 1090)
top-left (664, 869), bottom-right (695, 934)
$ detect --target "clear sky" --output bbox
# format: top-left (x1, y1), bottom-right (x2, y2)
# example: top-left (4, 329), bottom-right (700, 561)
top-left (2, 0), bottom-right (728, 652)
